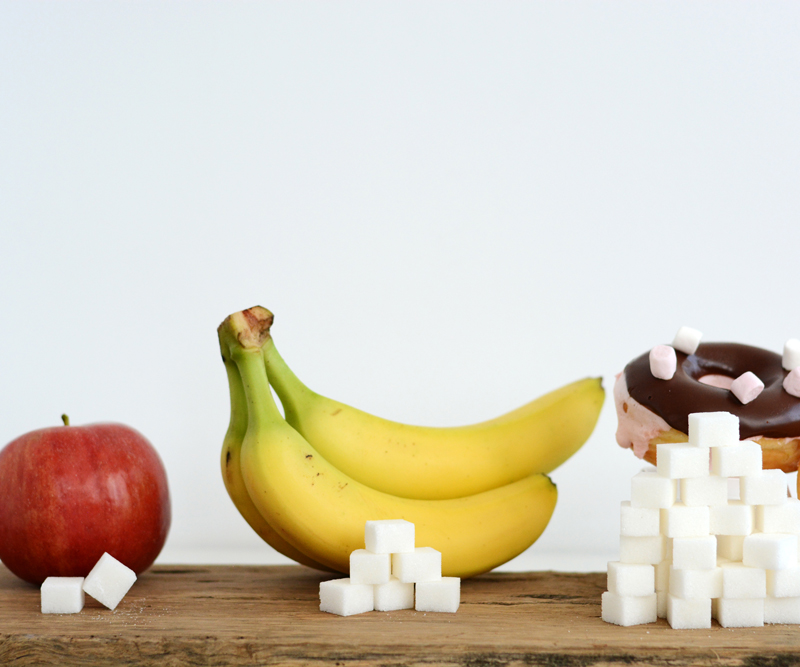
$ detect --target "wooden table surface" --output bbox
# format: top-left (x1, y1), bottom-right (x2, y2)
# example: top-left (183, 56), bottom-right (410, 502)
top-left (2, 564), bottom-right (800, 666)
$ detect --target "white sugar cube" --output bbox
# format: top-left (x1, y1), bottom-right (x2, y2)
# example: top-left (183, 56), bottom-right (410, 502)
top-left (374, 576), bottom-right (415, 611)
top-left (765, 596), bottom-right (800, 624)
top-left (717, 535), bottom-right (746, 561)
top-left (666, 594), bottom-right (711, 629)
top-left (728, 477), bottom-right (741, 500)
top-left (740, 469), bottom-right (789, 506)
top-left (365, 519), bottom-right (415, 554)
top-left (688, 412), bottom-right (739, 448)
top-left (743, 533), bottom-right (799, 570)
top-left (757, 499), bottom-right (800, 534)
top-left (672, 536), bottom-right (717, 570)
top-left (392, 547), bottom-right (441, 583)
top-left (669, 566), bottom-right (722, 599)
top-left (40, 577), bottom-right (85, 614)
top-left (319, 578), bottom-right (374, 616)
top-left (601, 591), bottom-right (657, 626)
top-left (767, 567), bottom-right (800, 598)
top-left (661, 503), bottom-right (710, 538)
top-left (672, 326), bottom-right (703, 355)
top-left (620, 501), bottom-right (660, 537)
top-left (82, 552), bottom-right (136, 611)
top-left (720, 562), bottom-right (767, 599)
top-left (710, 442), bottom-right (762, 477)
top-left (714, 597), bottom-right (764, 628)
top-left (710, 501), bottom-right (754, 536)
top-left (619, 536), bottom-right (667, 564)
top-left (630, 472), bottom-right (677, 509)
top-left (656, 443), bottom-right (709, 479)
top-left (655, 560), bottom-right (671, 591)
top-left (415, 576), bottom-right (460, 613)
top-left (349, 549), bottom-right (391, 585)
top-left (783, 338), bottom-right (800, 372)
top-left (607, 561), bottom-right (655, 597)
top-left (680, 476), bottom-right (728, 507)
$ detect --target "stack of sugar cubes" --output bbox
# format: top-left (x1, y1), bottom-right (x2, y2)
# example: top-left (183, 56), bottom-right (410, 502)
top-left (603, 411), bottom-right (800, 629)
top-left (320, 519), bottom-right (461, 616)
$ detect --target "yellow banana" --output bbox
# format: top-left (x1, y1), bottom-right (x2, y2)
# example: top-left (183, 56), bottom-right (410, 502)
top-left (256, 309), bottom-right (603, 500)
top-left (220, 312), bottom-right (557, 578)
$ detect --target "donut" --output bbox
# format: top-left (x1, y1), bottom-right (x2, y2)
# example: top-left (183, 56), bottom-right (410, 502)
top-left (615, 342), bottom-right (800, 474)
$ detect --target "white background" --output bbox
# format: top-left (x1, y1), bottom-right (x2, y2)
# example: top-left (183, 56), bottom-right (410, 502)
top-left (1, 2), bottom-right (798, 572)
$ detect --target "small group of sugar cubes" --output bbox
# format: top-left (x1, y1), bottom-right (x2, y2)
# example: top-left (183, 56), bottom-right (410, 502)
top-left (41, 552), bottom-right (137, 614)
top-left (650, 328), bottom-right (800, 403)
top-left (603, 411), bottom-right (800, 629)
top-left (319, 520), bottom-right (460, 616)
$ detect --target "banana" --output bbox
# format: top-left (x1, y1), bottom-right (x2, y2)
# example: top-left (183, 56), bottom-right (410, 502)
top-left (220, 311), bottom-right (558, 578)
top-left (256, 309), bottom-right (603, 500)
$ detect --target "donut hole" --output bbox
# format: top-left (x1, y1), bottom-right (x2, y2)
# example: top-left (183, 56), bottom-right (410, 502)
top-left (698, 374), bottom-right (735, 390)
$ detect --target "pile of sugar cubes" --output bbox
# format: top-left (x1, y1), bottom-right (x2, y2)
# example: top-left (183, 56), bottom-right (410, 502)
top-left (603, 411), bottom-right (800, 629)
top-left (320, 519), bottom-right (460, 616)
top-left (41, 552), bottom-right (137, 614)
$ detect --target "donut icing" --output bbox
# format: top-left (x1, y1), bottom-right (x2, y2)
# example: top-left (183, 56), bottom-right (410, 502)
top-left (624, 342), bottom-right (800, 440)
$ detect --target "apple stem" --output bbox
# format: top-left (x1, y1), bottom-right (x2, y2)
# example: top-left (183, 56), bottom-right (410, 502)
top-left (61, 414), bottom-right (70, 426)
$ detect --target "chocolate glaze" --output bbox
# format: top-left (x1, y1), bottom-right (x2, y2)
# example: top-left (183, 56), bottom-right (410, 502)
top-left (625, 342), bottom-right (800, 439)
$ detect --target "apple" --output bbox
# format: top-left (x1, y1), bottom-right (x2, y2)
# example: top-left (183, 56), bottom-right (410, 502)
top-left (0, 416), bottom-right (171, 585)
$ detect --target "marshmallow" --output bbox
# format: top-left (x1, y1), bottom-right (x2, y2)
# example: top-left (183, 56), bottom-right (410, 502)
top-left (784, 368), bottom-right (800, 399)
top-left (672, 326), bottom-right (703, 355)
top-left (649, 345), bottom-right (677, 380)
top-left (784, 339), bottom-right (800, 371)
top-left (730, 372), bottom-right (765, 405)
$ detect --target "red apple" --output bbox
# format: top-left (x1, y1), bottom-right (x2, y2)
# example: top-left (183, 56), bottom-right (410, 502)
top-left (0, 416), bottom-right (171, 585)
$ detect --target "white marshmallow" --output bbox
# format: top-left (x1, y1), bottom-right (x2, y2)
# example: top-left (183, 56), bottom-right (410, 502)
top-left (649, 345), bottom-right (677, 380)
top-left (41, 577), bottom-right (85, 614)
top-left (672, 326), bottom-right (703, 355)
top-left (730, 371), bottom-right (765, 405)
top-left (607, 561), bottom-right (655, 597)
top-left (601, 591), bottom-right (657, 627)
top-left (784, 338), bottom-right (800, 371)
top-left (784, 368), bottom-right (800, 398)
top-left (710, 442), bottom-right (762, 478)
top-left (630, 471), bottom-right (677, 509)
top-left (740, 469), bottom-right (789, 506)
top-left (688, 412), bottom-right (739, 448)
top-left (656, 443), bottom-right (709, 479)
top-left (620, 501), bottom-right (660, 537)
top-left (82, 552), bottom-right (137, 611)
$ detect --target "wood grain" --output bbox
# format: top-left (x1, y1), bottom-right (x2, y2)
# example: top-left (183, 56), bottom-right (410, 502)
top-left (2, 564), bottom-right (800, 666)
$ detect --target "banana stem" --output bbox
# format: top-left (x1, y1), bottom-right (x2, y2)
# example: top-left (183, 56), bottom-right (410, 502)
top-left (262, 340), bottom-right (315, 424)
top-left (234, 348), bottom-right (284, 431)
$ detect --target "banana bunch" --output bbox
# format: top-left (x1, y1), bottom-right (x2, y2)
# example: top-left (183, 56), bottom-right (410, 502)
top-left (218, 306), bottom-right (604, 578)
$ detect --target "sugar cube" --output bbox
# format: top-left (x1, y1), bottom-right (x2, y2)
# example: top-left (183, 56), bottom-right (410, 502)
top-left (666, 594), bottom-right (711, 629)
top-left (661, 503), bottom-right (710, 538)
top-left (710, 501), bottom-right (754, 536)
top-left (784, 368), bottom-right (800, 398)
top-left (688, 412), bottom-right (739, 449)
top-left (620, 501), bottom-right (660, 537)
top-left (717, 535), bottom-right (746, 561)
top-left (680, 476), bottom-right (728, 507)
top-left (601, 591), bottom-right (657, 627)
top-left (765, 596), bottom-right (800, 624)
top-left (392, 547), bottom-right (442, 583)
top-left (672, 326), bottom-right (703, 355)
top-left (731, 372), bottom-right (765, 405)
top-left (630, 472), bottom-right (677, 509)
top-left (669, 566), bottom-right (722, 599)
top-left (743, 533), bottom-right (799, 570)
top-left (710, 442), bottom-right (762, 477)
top-left (672, 536), bottom-right (717, 571)
top-left (374, 576), bottom-right (415, 611)
top-left (714, 597), bottom-right (764, 628)
top-left (40, 577), bottom-right (85, 614)
top-left (619, 535), bottom-right (666, 564)
top-left (756, 498), bottom-right (800, 535)
top-left (82, 552), bottom-right (137, 611)
top-left (319, 578), bottom-right (374, 616)
top-left (784, 338), bottom-right (800, 372)
top-left (650, 345), bottom-right (677, 380)
top-left (657, 443), bottom-right (709, 479)
top-left (415, 576), bottom-right (460, 613)
top-left (720, 562), bottom-right (767, 599)
top-left (607, 561), bottom-right (655, 597)
top-left (767, 567), bottom-right (800, 598)
top-left (365, 519), bottom-right (415, 554)
top-left (740, 469), bottom-right (789, 506)
top-left (349, 549), bottom-right (391, 585)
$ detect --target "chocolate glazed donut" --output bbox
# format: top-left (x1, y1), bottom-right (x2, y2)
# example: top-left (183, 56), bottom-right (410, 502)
top-left (624, 343), bottom-right (800, 474)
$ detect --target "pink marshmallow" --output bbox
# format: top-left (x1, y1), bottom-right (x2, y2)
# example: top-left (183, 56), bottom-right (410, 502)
top-left (731, 371), bottom-right (764, 404)
top-left (649, 345), bottom-right (677, 380)
top-left (784, 368), bottom-right (800, 398)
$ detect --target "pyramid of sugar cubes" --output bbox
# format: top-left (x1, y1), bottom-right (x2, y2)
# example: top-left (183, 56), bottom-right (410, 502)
top-left (319, 519), bottom-right (460, 616)
top-left (603, 410), bottom-right (800, 628)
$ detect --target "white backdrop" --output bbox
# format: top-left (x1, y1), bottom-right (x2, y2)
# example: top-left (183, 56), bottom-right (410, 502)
top-left (1, 2), bottom-right (799, 571)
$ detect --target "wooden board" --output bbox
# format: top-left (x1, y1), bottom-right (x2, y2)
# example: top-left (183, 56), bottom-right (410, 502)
top-left (2, 564), bottom-right (800, 666)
